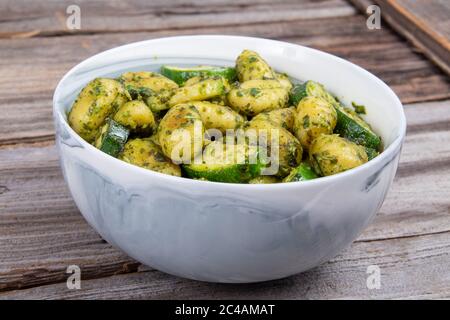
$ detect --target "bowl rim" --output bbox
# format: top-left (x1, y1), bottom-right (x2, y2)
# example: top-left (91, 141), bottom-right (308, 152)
top-left (53, 35), bottom-right (406, 190)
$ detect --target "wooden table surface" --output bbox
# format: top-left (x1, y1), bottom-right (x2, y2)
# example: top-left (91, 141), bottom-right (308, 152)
top-left (0, 0), bottom-right (449, 299)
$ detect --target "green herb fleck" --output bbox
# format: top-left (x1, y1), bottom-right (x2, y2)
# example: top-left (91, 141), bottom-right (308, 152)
top-left (249, 88), bottom-right (261, 97)
top-left (352, 102), bottom-right (366, 114)
top-left (302, 115), bottom-right (310, 129)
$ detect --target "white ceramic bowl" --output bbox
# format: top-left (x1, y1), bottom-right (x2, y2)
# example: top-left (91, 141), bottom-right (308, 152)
top-left (53, 35), bottom-right (406, 283)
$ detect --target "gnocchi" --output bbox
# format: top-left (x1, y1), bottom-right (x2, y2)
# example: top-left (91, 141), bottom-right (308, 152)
top-left (68, 49), bottom-right (382, 183)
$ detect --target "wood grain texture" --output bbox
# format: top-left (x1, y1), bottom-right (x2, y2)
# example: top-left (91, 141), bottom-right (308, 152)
top-left (0, 0), bottom-right (356, 37)
top-left (1, 15), bottom-right (449, 146)
top-left (349, 0), bottom-right (450, 75)
top-left (1, 100), bottom-right (449, 296)
top-left (1, 232), bottom-right (449, 299)
top-left (0, 143), bottom-right (140, 290)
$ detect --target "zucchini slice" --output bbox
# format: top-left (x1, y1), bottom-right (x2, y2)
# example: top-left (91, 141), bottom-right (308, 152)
top-left (283, 162), bottom-right (319, 182)
top-left (183, 141), bottom-right (266, 183)
top-left (160, 65), bottom-right (236, 85)
top-left (334, 106), bottom-right (382, 150)
top-left (94, 119), bottom-right (129, 157)
top-left (168, 77), bottom-right (226, 106)
top-left (289, 81), bottom-right (333, 107)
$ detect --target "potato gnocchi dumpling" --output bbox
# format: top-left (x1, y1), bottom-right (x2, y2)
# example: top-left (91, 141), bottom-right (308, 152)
top-left (194, 101), bottom-right (245, 133)
top-left (247, 117), bottom-right (302, 177)
top-left (157, 101), bottom-right (245, 163)
top-left (294, 96), bottom-right (337, 150)
top-left (236, 50), bottom-right (275, 82)
top-left (120, 138), bottom-right (181, 176)
top-left (227, 80), bottom-right (289, 116)
top-left (114, 100), bottom-right (156, 133)
top-left (67, 49), bottom-right (382, 183)
top-left (157, 103), bottom-right (204, 163)
top-left (119, 71), bottom-right (178, 112)
top-left (309, 134), bottom-right (368, 176)
top-left (252, 107), bottom-right (296, 131)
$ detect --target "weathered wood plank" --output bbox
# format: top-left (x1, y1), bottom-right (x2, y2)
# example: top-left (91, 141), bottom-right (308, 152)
top-left (1, 231), bottom-right (449, 299)
top-left (1, 15), bottom-right (449, 145)
top-left (0, 0), bottom-right (355, 38)
top-left (0, 100), bottom-right (449, 292)
top-left (0, 144), bottom-right (140, 290)
top-left (360, 100), bottom-right (450, 241)
top-left (349, 0), bottom-right (450, 76)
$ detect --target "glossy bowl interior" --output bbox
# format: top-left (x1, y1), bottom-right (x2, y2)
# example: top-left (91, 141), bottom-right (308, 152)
top-left (54, 36), bottom-right (406, 283)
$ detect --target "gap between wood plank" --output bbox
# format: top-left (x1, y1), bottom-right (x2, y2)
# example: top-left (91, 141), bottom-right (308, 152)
top-left (355, 228), bottom-right (450, 243)
top-left (2, 16), bottom-right (357, 40)
top-left (0, 0), bottom-right (357, 39)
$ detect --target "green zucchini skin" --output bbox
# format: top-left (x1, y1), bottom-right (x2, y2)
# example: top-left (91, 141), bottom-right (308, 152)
top-left (334, 105), bottom-right (382, 150)
top-left (160, 65), bottom-right (236, 85)
top-left (289, 81), bottom-right (331, 107)
top-left (183, 161), bottom-right (264, 184)
top-left (283, 162), bottom-right (319, 182)
top-left (365, 147), bottom-right (379, 161)
top-left (182, 143), bottom-right (267, 183)
top-left (96, 119), bottom-right (129, 157)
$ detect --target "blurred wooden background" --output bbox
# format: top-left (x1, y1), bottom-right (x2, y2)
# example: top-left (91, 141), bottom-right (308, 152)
top-left (0, 0), bottom-right (449, 299)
